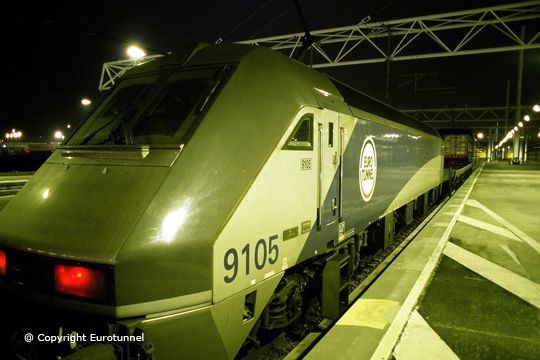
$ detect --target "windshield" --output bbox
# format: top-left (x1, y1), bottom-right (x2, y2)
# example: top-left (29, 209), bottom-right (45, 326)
top-left (66, 66), bottom-right (225, 146)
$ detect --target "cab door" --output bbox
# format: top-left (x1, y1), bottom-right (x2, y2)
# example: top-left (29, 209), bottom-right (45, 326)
top-left (317, 109), bottom-right (340, 230)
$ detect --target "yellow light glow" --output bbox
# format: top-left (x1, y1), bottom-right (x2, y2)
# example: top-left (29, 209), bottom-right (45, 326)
top-left (533, 104), bottom-right (540, 112)
top-left (7, 129), bottom-right (22, 139)
top-left (477, 132), bottom-right (484, 139)
top-left (81, 98), bottom-right (91, 106)
top-left (54, 131), bottom-right (64, 140)
top-left (160, 205), bottom-right (189, 243)
top-left (518, 122), bottom-right (523, 127)
top-left (127, 45), bottom-right (146, 59)
top-left (523, 115), bottom-right (530, 121)
top-left (514, 126), bottom-right (518, 131)
top-left (42, 189), bottom-right (50, 199)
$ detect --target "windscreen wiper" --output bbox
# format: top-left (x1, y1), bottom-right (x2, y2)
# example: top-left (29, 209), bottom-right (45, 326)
top-left (79, 108), bottom-right (132, 145)
top-left (79, 87), bottom-right (150, 145)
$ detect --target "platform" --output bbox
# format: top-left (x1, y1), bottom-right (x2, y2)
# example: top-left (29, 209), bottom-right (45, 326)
top-left (306, 161), bottom-right (540, 360)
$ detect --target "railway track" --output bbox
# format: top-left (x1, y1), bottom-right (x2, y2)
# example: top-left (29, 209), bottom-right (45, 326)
top-left (239, 197), bottom-right (448, 360)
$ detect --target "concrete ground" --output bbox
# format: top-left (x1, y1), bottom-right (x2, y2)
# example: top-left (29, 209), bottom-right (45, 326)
top-left (396, 161), bottom-right (540, 359)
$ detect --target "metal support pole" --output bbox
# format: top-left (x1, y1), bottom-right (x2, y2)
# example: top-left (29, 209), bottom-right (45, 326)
top-left (505, 80), bottom-right (510, 133)
top-left (487, 128), bottom-right (492, 162)
top-left (513, 131), bottom-right (521, 164)
top-left (520, 129), bottom-right (525, 161)
top-left (524, 132), bottom-right (528, 162)
top-left (513, 26), bottom-right (525, 164)
top-left (495, 121), bottom-right (499, 160)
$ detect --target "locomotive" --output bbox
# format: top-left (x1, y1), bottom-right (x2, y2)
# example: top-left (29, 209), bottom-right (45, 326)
top-left (0, 43), bottom-right (443, 359)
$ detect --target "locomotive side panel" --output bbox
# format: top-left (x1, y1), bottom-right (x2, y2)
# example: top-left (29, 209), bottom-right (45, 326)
top-left (209, 107), bottom-right (323, 357)
top-left (297, 111), bottom-right (443, 262)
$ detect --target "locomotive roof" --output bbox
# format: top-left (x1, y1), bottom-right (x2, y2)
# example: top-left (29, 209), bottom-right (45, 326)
top-left (328, 78), bottom-right (440, 138)
top-left (127, 43), bottom-right (439, 138)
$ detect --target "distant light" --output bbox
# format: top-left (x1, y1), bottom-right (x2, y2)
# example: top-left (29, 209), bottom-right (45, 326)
top-left (127, 45), bottom-right (146, 59)
top-left (523, 115), bottom-right (530, 122)
top-left (538, 132), bottom-right (540, 138)
top-left (514, 126), bottom-right (518, 131)
top-left (67, 124), bottom-right (71, 129)
top-left (54, 131), bottom-right (64, 140)
top-left (81, 98), bottom-right (91, 106)
top-left (511, 129), bottom-right (515, 135)
top-left (518, 122), bottom-right (523, 127)
top-left (7, 129), bottom-right (22, 140)
top-left (533, 104), bottom-right (540, 112)
top-left (477, 132), bottom-right (484, 139)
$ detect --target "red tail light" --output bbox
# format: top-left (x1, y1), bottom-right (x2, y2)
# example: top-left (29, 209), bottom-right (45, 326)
top-left (0, 250), bottom-right (6, 276)
top-left (54, 264), bottom-right (107, 300)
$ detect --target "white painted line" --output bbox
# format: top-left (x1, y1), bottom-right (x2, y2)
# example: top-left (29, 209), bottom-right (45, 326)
top-left (370, 165), bottom-right (484, 360)
top-left (499, 244), bottom-right (528, 276)
top-left (394, 310), bottom-right (459, 360)
top-left (444, 242), bottom-right (540, 309)
top-left (467, 199), bottom-right (540, 254)
top-left (481, 170), bottom-right (540, 176)
top-left (457, 215), bottom-right (521, 242)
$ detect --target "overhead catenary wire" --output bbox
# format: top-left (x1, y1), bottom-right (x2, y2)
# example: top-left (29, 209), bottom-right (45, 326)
top-left (216, 0), bottom-right (276, 43)
top-left (248, 2), bottom-right (297, 39)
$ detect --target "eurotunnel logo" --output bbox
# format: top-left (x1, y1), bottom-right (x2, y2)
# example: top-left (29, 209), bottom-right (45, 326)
top-left (359, 136), bottom-right (377, 202)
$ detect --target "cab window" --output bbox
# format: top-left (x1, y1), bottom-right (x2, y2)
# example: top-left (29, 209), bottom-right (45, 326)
top-left (283, 114), bottom-right (313, 150)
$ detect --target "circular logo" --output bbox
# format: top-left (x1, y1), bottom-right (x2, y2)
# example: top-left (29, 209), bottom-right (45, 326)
top-left (359, 136), bottom-right (377, 202)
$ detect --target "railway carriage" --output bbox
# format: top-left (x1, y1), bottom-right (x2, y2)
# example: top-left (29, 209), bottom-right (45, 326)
top-left (0, 43), bottom-right (443, 359)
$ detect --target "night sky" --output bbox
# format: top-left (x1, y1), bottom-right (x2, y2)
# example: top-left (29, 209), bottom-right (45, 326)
top-left (2, 0), bottom-right (539, 142)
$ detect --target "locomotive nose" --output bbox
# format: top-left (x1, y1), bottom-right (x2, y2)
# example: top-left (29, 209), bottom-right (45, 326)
top-left (0, 151), bottom-right (174, 264)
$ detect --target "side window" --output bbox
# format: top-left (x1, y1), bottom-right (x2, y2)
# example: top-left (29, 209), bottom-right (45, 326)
top-left (328, 122), bottom-right (334, 147)
top-left (283, 114), bottom-right (313, 150)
